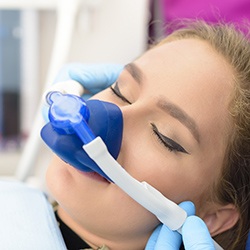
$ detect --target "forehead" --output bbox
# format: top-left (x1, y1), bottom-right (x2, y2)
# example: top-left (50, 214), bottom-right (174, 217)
top-left (134, 38), bottom-right (233, 101)
top-left (137, 38), bottom-right (226, 73)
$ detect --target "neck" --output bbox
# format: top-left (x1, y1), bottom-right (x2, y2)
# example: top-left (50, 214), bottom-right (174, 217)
top-left (57, 206), bottom-right (149, 250)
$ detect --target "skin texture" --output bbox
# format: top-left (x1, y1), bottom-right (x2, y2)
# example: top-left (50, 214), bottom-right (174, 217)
top-left (46, 38), bottom-right (236, 249)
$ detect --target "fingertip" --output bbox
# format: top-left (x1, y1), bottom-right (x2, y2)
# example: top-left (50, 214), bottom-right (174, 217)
top-left (179, 201), bottom-right (196, 216)
top-left (184, 215), bottom-right (208, 231)
top-left (156, 225), bottom-right (182, 249)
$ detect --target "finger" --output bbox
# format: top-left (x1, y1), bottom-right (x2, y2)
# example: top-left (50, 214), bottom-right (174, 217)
top-left (145, 201), bottom-right (196, 250)
top-left (145, 225), bottom-right (162, 250)
top-left (178, 201), bottom-right (196, 216)
top-left (145, 224), bottom-right (182, 250)
top-left (182, 216), bottom-right (215, 250)
top-left (69, 64), bottom-right (124, 89)
top-left (154, 224), bottom-right (182, 250)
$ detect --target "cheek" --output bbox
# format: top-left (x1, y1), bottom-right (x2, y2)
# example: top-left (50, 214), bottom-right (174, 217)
top-left (46, 156), bottom-right (67, 196)
top-left (46, 156), bottom-right (77, 204)
top-left (118, 123), bottom-right (183, 201)
top-left (119, 125), bottom-right (212, 206)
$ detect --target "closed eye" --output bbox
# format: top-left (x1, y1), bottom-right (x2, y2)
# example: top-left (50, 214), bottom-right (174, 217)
top-left (110, 82), bottom-right (132, 104)
top-left (151, 123), bottom-right (189, 154)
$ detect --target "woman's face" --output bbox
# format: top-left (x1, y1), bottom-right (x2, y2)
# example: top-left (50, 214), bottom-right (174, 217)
top-left (46, 39), bottom-right (234, 249)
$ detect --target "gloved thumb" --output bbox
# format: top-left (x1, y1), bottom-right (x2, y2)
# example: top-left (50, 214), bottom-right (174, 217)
top-left (145, 201), bottom-right (195, 250)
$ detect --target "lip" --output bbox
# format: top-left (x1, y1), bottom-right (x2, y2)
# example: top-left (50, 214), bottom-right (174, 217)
top-left (76, 168), bottom-right (110, 183)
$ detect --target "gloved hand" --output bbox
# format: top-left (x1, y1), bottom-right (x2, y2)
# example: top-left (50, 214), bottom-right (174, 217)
top-left (54, 63), bottom-right (124, 99)
top-left (43, 63), bottom-right (124, 121)
top-left (145, 201), bottom-right (215, 250)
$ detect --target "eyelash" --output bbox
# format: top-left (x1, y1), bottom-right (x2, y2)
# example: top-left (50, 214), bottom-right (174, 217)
top-left (110, 83), bottom-right (188, 154)
top-left (110, 82), bottom-right (132, 104)
top-left (151, 123), bottom-right (189, 154)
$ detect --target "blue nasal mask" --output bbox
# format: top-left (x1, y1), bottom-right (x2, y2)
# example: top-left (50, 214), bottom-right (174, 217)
top-left (40, 88), bottom-right (223, 249)
top-left (40, 84), bottom-right (223, 249)
top-left (41, 91), bottom-right (123, 181)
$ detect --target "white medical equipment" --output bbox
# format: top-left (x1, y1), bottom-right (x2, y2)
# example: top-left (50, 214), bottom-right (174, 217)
top-left (13, 0), bottom-right (149, 183)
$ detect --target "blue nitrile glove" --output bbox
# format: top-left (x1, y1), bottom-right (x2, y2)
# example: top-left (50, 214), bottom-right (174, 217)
top-left (43, 63), bottom-right (124, 121)
top-left (145, 201), bottom-right (215, 250)
top-left (55, 63), bottom-right (124, 99)
top-left (182, 216), bottom-right (215, 250)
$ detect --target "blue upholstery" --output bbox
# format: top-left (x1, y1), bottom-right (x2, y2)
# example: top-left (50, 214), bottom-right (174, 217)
top-left (0, 181), bottom-right (66, 250)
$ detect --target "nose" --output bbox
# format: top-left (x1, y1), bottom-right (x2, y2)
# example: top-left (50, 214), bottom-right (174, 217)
top-left (115, 102), bottom-right (147, 164)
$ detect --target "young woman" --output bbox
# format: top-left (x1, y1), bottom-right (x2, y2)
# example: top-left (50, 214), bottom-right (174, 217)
top-left (45, 20), bottom-right (250, 249)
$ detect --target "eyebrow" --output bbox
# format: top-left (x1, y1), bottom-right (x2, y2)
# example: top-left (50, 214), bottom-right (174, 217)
top-left (125, 63), bottom-right (143, 84)
top-left (157, 98), bottom-right (200, 143)
top-left (125, 62), bottom-right (200, 143)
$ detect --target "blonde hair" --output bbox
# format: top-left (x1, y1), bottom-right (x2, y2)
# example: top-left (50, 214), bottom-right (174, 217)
top-left (156, 20), bottom-right (250, 250)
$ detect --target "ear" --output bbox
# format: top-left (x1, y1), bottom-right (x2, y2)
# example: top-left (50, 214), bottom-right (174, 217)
top-left (202, 204), bottom-right (239, 236)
